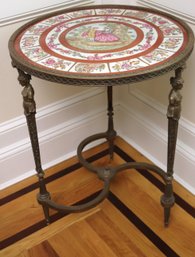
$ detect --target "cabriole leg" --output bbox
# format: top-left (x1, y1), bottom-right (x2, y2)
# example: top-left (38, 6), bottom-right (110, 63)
top-left (161, 65), bottom-right (185, 226)
top-left (17, 69), bottom-right (51, 225)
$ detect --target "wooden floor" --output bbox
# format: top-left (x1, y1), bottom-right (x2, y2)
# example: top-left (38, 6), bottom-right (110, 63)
top-left (1, 137), bottom-right (195, 257)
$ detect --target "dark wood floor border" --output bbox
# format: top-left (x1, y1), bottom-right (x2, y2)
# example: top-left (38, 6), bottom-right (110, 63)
top-left (114, 145), bottom-right (195, 218)
top-left (1, 149), bottom-right (109, 205)
top-left (1, 191), bottom-right (100, 250)
top-left (108, 192), bottom-right (180, 257)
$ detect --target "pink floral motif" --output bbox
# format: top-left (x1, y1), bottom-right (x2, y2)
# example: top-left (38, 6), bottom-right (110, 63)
top-left (124, 11), bottom-right (149, 19)
top-left (45, 15), bottom-right (69, 25)
top-left (150, 16), bottom-right (168, 25)
top-left (96, 9), bottom-right (124, 15)
top-left (28, 26), bottom-right (48, 35)
top-left (87, 53), bottom-right (112, 60)
top-left (81, 31), bottom-right (89, 37)
top-left (41, 58), bottom-right (67, 70)
top-left (75, 63), bottom-right (106, 73)
top-left (24, 48), bottom-right (48, 60)
top-left (139, 43), bottom-right (151, 50)
top-left (161, 38), bottom-right (182, 49)
top-left (162, 27), bottom-right (182, 36)
top-left (81, 29), bottom-right (119, 43)
top-left (133, 22), bottom-right (152, 30)
top-left (69, 10), bottom-right (94, 18)
top-left (113, 60), bottom-right (142, 72)
top-left (21, 36), bottom-right (38, 47)
top-left (143, 49), bottom-right (170, 63)
top-left (94, 31), bottom-right (119, 42)
top-left (45, 58), bottom-right (56, 65)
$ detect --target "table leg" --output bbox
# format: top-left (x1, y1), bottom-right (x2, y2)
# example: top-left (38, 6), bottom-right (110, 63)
top-left (17, 69), bottom-right (51, 224)
top-left (161, 65), bottom-right (185, 226)
top-left (106, 86), bottom-right (117, 160)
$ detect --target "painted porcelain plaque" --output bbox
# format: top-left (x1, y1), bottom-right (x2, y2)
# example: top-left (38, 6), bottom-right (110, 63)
top-left (13, 6), bottom-right (189, 77)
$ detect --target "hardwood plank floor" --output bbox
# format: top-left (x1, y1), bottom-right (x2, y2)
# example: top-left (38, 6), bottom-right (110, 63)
top-left (1, 137), bottom-right (194, 257)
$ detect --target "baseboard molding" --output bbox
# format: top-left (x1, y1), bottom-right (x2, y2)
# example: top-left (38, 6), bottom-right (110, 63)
top-left (129, 87), bottom-right (195, 159)
top-left (117, 89), bottom-right (195, 194)
top-left (1, 85), bottom-right (195, 194)
top-left (137, 0), bottom-right (195, 25)
top-left (0, 0), bottom-right (95, 27)
top-left (0, 88), bottom-right (108, 189)
top-left (0, 112), bottom-right (107, 190)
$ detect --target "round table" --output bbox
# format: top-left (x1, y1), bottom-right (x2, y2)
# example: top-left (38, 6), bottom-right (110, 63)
top-left (9, 5), bottom-right (194, 226)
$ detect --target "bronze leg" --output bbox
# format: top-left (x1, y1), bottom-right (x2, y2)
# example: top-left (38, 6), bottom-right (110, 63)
top-left (161, 65), bottom-right (185, 226)
top-left (106, 86), bottom-right (117, 160)
top-left (17, 69), bottom-right (51, 225)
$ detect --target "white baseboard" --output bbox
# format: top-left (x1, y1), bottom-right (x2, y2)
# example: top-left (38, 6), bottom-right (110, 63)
top-left (0, 113), bottom-right (107, 190)
top-left (129, 87), bottom-right (195, 160)
top-left (0, 88), bottom-right (109, 189)
top-left (1, 85), bottom-right (195, 194)
top-left (117, 87), bottom-right (195, 194)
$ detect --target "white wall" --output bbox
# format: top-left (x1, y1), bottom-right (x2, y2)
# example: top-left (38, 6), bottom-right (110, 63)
top-left (0, 0), bottom-right (76, 19)
top-left (1, 0), bottom-right (195, 194)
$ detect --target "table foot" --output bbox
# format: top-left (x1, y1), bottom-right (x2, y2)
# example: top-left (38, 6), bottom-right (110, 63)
top-left (164, 207), bottom-right (171, 227)
top-left (161, 195), bottom-right (175, 227)
top-left (42, 205), bottom-right (51, 225)
top-left (160, 176), bottom-right (175, 227)
top-left (37, 192), bottom-right (51, 225)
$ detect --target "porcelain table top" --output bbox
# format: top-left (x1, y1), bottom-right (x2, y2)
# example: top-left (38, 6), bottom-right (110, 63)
top-left (9, 5), bottom-right (194, 85)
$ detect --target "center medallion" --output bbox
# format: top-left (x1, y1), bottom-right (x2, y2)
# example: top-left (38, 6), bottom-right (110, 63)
top-left (64, 22), bottom-right (137, 52)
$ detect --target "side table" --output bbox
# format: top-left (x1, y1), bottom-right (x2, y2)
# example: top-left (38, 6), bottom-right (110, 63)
top-left (9, 5), bottom-right (194, 226)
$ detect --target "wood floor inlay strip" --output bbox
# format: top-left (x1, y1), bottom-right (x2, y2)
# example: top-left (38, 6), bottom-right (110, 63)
top-left (1, 149), bottom-right (108, 205)
top-left (114, 145), bottom-right (195, 218)
top-left (1, 191), bottom-right (101, 250)
top-left (108, 192), bottom-right (180, 257)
